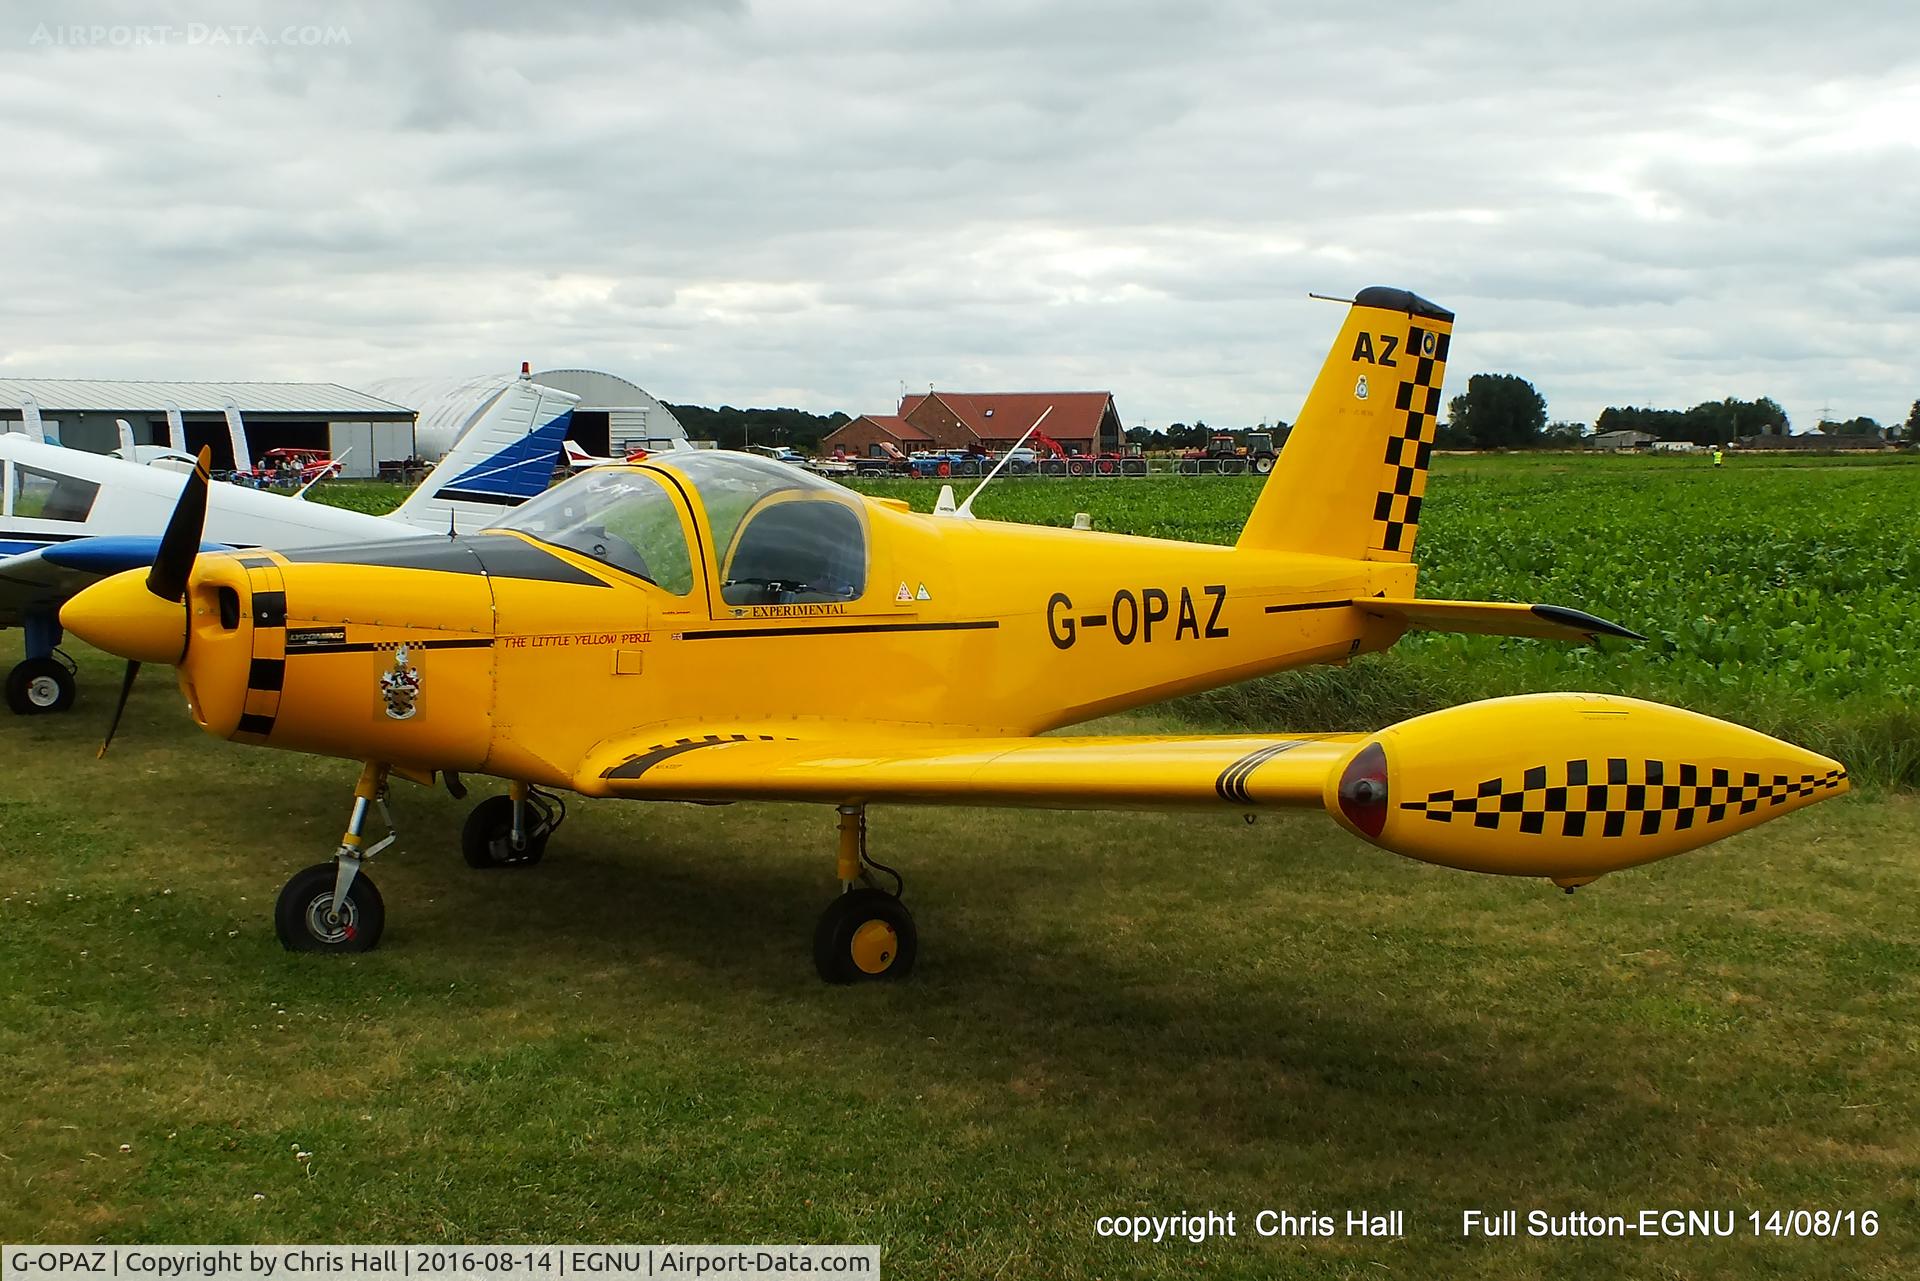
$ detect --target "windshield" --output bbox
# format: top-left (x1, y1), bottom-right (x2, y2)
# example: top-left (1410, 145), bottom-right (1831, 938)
top-left (493, 468), bottom-right (694, 594)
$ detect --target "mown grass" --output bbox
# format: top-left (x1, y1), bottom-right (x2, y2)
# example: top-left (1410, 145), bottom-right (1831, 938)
top-left (5, 452), bottom-right (1894, 1273)
top-left (1, 645), bottom-right (1916, 1276)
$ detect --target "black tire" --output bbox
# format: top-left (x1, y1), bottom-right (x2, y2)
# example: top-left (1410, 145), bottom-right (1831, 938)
top-left (1177, 460), bottom-right (1198, 475)
top-left (1221, 458), bottom-right (1247, 475)
top-left (461, 794), bottom-right (548, 868)
top-left (1041, 460), bottom-right (1067, 477)
top-left (813, 888), bottom-right (917, 984)
top-left (6, 658), bottom-right (75, 715)
top-left (1122, 458), bottom-right (1148, 476)
top-left (1067, 459), bottom-right (1090, 477)
top-left (1253, 453), bottom-right (1275, 475)
top-left (274, 862), bottom-right (385, 953)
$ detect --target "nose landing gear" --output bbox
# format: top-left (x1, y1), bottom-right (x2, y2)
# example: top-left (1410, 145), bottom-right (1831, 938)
top-left (813, 805), bottom-right (916, 983)
top-left (275, 762), bottom-right (395, 953)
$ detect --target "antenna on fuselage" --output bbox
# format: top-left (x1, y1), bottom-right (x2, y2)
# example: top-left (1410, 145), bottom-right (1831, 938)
top-left (952, 404), bottom-right (1053, 520)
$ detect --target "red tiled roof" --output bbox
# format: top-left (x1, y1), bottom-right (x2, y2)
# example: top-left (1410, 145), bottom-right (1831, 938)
top-left (902, 390), bottom-right (1113, 441)
top-left (846, 413), bottom-right (929, 441)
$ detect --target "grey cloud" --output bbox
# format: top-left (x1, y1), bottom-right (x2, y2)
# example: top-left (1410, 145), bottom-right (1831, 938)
top-left (1, 1), bottom-right (1916, 431)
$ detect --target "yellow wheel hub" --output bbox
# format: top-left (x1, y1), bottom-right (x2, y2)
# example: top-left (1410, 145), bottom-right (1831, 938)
top-left (850, 919), bottom-right (899, 974)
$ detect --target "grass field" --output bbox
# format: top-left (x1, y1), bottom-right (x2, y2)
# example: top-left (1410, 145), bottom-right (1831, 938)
top-left (3, 453), bottom-right (1917, 1276)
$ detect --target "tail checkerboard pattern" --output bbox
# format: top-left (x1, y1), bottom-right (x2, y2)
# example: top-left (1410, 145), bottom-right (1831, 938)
top-left (1371, 324), bottom-right (1448, 556)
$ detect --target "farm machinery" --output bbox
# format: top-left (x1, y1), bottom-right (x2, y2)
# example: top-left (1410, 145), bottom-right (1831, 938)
top-left (1177, 432), bottom-right (1278, 475)
top-left (845, 433), bottom-right (1147, 478)
top-left (1009, 431), bottom-right (1146, 477)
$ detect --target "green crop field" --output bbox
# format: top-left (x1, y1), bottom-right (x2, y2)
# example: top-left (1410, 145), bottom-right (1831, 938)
top-left (3, 452), bottom-right (1916, 1277)
top-left (848, 453), bottom-right (1920, 788)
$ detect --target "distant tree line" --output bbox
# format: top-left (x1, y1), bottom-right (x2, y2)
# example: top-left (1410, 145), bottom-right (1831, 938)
top-left (667, 404), bottom-right (849, 452)
top-left (1593, 397), bottom-right (1790, 445)
top-left (669, 390), bottom-right (1919, 455)
top-left (1125, 421), bottom-right (1291, 450)
top-left (1441, 373), bottom-right (1548, 448)
top-left (1439, 379), bottom-right (1913, 449)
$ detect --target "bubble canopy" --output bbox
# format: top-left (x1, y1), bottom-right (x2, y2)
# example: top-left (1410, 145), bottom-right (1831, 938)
top-left (494, 451), bottom-right (869, 605)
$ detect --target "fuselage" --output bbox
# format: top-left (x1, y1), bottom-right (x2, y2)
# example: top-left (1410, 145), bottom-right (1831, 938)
top-left (70, 453), bottom-right (1420, 791)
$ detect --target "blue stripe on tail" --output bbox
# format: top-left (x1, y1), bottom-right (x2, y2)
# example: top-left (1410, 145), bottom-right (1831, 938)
top-left (441, 410), bottom-right (573, 501)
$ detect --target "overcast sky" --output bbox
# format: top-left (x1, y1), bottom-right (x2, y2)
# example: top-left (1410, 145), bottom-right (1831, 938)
top-left (3, 1), bottom-right (1916, 431)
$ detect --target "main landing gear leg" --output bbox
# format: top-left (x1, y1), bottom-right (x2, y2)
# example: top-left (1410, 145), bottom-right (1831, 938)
top-left (461, 781), bottom-right (565, 868)
top-left (6, 613), bottom-right (77, 715)
top-left (812, 804), bottom-right (917, 984)
top-left (274, 762), bottom-right (392, 953)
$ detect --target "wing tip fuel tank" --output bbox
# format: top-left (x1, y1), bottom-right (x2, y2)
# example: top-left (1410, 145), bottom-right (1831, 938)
top-left (1324, 693), bottom-right (1848, 879)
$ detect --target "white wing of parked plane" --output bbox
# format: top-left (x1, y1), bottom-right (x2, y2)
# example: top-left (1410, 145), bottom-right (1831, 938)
top-left (1, 371), bottom-right (581, 709)
top-left (0, 432), bottom-right (400, 625)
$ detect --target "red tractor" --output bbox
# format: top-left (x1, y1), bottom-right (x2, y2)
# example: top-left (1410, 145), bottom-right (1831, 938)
top-left (1177, 432), bottom-right (1277, 475)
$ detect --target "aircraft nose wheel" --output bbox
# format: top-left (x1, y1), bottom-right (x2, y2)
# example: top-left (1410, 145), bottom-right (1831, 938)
top-left (6, 656), bottom-right (76, 715)
top-left (814, 888), bottom-right (917, 983)
top-left (274, 862), bottom-right (385, 953)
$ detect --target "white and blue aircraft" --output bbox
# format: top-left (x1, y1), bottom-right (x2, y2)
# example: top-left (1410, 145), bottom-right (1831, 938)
top-left (1, 370), bottom-right (578, 714)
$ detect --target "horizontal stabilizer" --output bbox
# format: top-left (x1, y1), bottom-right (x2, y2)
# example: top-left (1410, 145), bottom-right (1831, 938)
top-left (1359, 597), bottom-right (1644, 643)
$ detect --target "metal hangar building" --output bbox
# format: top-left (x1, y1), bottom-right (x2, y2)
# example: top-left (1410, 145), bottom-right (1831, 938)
top-left (0, 378), bottom-right (415, 475)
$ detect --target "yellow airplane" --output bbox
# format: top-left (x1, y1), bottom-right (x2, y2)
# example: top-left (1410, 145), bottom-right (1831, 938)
top-left (60, 287), bottom-right (1848, 981)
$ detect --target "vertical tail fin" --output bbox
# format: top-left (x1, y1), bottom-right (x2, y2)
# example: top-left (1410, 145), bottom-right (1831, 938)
top-left (1238, 287), bottom-right (1453, 561)
top-left (221, 399), bottom-right (250, 473)
top-left (389, 375), bottom-right (579, 534)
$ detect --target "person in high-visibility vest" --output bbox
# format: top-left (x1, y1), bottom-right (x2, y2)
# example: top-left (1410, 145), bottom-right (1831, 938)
top-left (1711, 446), bottom-right (1724, 468)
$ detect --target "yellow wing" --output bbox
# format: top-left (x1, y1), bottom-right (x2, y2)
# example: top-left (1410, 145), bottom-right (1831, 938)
top-left (568, 694), bottom-right (1848, 885)
top-left (573, 730), bottom-right (1363, 809)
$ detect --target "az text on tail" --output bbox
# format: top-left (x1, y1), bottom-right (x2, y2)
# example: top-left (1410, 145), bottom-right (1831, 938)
top-left (1239, 286), bottom-right (1452, 562)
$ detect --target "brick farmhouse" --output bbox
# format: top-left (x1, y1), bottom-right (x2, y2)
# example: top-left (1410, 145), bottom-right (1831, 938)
top-left (822, 391), bottom-right (1123, 459)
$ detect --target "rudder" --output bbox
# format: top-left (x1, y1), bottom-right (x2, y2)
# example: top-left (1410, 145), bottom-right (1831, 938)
top-left (1238, 286), bottom-right (1453, 561)
top-left (390, 375), bottom-right (580, 534)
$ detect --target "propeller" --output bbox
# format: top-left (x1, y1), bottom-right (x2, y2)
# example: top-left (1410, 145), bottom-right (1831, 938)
top-left (96, 660), bottom-right (141, 760)
top-left (147, 446), bottom-right (213, 603)
top-left (98, 446), bottom-right (211, 758)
